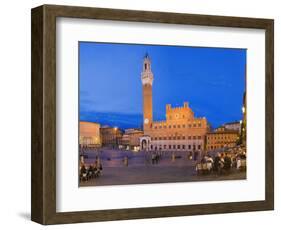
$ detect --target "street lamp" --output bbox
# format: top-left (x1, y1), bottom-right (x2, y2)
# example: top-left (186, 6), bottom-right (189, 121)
top-left (114, 127), bottom-right (118, 148)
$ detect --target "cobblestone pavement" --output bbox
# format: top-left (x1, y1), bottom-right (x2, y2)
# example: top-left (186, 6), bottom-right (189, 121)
top-left (80, 148), bottom-right (246, 187)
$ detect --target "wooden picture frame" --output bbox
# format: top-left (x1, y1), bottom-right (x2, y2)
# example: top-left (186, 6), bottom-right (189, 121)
top-left (31, 4), bottom-right (274, 225)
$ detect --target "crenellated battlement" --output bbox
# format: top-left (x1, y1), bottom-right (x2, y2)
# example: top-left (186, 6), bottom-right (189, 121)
top-left (165, 102), bottom-right (194, 121)
top-left (166, 102), bottom-right (190, 111)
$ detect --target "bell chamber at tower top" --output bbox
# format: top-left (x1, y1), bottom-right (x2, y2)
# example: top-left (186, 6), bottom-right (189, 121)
top-left (141, 53), bottom-right (154, 86)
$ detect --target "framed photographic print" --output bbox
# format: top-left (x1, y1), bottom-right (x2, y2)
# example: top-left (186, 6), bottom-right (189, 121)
top-left (31, 4), bottom-right (274, 225)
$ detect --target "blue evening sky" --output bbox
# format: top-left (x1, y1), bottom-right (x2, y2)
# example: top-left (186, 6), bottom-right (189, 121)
top-left (79, 42), bottom-right (246, 129)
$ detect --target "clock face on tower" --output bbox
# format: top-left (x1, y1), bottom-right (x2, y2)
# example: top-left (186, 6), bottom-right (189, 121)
top-left (144, 118), bottom-right (149, 124)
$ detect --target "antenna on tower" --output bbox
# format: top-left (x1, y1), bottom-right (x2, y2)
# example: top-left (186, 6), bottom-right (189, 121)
top-left (144, 52), bottom-right (149, 59)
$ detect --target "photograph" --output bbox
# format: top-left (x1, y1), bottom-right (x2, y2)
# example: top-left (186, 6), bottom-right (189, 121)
top-left (78, 42), bottom-right (247, 186)
top-left (29, 4), bottom-right (274, 225)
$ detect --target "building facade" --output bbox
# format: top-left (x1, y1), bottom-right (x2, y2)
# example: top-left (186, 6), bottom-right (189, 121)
top-left (120, 134), bottom-right (130, 147)
top-left (221, 121), bottom-right (241, 132)
top-left (140, 54), bottom-right (209, 152)
top-left (205, 129), bottom-right (239, 151)
top-left (121, 129), bottom-right (144, 150)
top-left (100, 126), bottom-right (123, 147)
top-left (79, 121), bottom-right (101, 148)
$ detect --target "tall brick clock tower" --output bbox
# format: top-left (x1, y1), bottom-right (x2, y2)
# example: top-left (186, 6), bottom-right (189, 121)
top-left (141, 53), bottom-right (153, 131)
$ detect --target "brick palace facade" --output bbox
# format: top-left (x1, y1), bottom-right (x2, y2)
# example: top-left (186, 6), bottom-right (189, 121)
top-left (139, 54), bottom-right (209, 152)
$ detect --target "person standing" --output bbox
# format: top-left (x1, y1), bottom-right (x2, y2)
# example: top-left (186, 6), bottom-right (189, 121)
top-left (213, 153), bottom-right (221, 174)
top-left (172, 153), bottom-right (175, 162)
top-left (224, 153), bottom-right (232, 172)
top-left (124, 156), bottom-right (128, 166)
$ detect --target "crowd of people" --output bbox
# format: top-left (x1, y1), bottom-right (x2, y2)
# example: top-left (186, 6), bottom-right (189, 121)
top-left (196, 147), bottom-right (247, 175)
top-left (80, 156), bottom-right (103, 182)
top-left (151, 151), bottom-right (162, 164)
